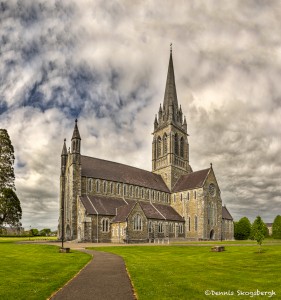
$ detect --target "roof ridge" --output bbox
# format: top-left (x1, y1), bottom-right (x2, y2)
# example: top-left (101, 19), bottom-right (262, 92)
top-left (82, 155), bottom-right (157, 175)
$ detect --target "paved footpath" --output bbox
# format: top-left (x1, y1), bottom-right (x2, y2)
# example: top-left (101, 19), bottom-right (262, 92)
top-left (50, 249), bottom-right (136, 300)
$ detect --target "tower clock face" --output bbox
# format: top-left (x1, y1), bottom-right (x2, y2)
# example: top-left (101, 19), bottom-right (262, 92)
top-left (209, 183), bottom-right (216, 197)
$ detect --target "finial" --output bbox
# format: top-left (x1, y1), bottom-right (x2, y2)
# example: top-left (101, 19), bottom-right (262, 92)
top-left (210, 162), bottom-right (213, 168)
top-left (170, 43), bottom-right (172, 53)
top-left (64, 138), bottom-right (66, 142)
top-left (75, 119), bottom-right (78, 123)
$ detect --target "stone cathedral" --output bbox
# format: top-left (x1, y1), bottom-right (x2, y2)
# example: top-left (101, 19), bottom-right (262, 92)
top-left (58, 48), bottom-right (234, 243)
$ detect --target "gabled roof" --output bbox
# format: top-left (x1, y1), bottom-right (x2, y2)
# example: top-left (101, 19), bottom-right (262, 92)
top-left (113, 202), bottom-right (136, 223)
top-left (172, 168), bottom-right (210, 192)
top-left (80, 195), bottom-right (184, 222)
top-left (153, 203), bottom-right (184, 221)
top-left (222, 206), bottom-right (233, 220)
top-left (80, 195), bottom-right (128, 216)
top-left (81, 156), bottom-right (170, 192)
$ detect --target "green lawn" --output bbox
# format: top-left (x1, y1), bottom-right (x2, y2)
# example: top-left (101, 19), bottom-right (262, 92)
top-left (0, 238), bottom-right (91, 300)
top-left (89, 245), bottom-right (281, 300)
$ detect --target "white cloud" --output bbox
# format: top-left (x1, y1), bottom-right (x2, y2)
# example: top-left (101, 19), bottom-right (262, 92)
top-left (0, 0), bottom-right (280, 229)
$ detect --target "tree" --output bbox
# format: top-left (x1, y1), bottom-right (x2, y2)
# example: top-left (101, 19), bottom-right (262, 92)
top-left (0, 129), bottom-right (15, 191)
top-left (234, 217), bottom-right (251, 240)
top-left (272, 215), bottom-right (281, 239)
top-left (40, 228), bottom-right (51, 236)
top-left (252, 216), bottom-right (266, 253)
top-left (30, 228), bottom-right (39, 236)
top-left (250, 216), bottom-right (268, 240)
top-left (0, 188), bottom-right (22, 228)
top-left (0, 129), bottom-right (21, 228)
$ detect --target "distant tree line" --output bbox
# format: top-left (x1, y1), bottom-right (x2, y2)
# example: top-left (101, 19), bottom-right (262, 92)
top-left (234, 215), bottom-right (281, 240)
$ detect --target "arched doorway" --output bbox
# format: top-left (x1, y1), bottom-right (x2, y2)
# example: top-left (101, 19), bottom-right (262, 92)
top-left (210, 229), bottom-right (214, 240)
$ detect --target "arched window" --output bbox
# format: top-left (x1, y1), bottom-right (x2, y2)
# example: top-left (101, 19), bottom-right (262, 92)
top-left (188, 217), bottom-right (191, 231)
top-left (174, 133), bottom-right (179, 155)
top-left (179, 223), bottom-right (184, 234)
top-left (110, 182), bottom-right (113, 194)
top-left (173, 194), bottom-right (176, 203)
top-left (133, 214), bottom-right (143, 231)
top-left (130, 185), bottom-right (133, 197)
top-left (148, 221), bottom-right (153, 233)
top-left (194, 190), bottom-right (197, 199)
top-left (103, 181), bottom-right (107, 193)
top-left (96, 180), bottom-right (100, 193)
top-left (187, 192), bottom-right (190, 200)
top-left (180, 193), bottom-right (183, 202)
top-left (157, 192), bottom-right (160, 201)
top-left (195, 215), bottom-right (198, 231)
top-left (169, 223), bottom-right (174, 233)
top-left (88, 179), bottom-right (93, 192)
top-left (141, 188), bottom-right (144, 199)
top-left (180, 137), bottom-right (184, 157)
top-left (157, 136), bottom-right (162, 157)
top-left (136, 187), bottom-right (139, 198)
top-left (152, 191), bottom-right (154, 200)
top-left (123, 184), bottom-right (127, 196)
top-left (158, 222), bottom-right (163, 233)
top-left (101, 218), bottom-right (110, 232)
top-left (117, 184), bottom-right (121, 195)
top-left (163, 133), bottom-right (168, 154)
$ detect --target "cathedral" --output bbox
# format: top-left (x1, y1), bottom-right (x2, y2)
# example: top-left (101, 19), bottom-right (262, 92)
top-left (58, 48), bottom-right (234, 243)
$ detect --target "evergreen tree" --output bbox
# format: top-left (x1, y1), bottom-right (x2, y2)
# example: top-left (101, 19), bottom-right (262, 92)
top-left (251, 216), bottom-right (266, 253)
top-left (0, 188), bottom-right (22, 228)
top-left (234, 217), bottom-right (251, 240)
top-left (272, 215), bottom-right (281, 239)
top-left (0, 129), bottom-right (15, 191)
top-left (250, 216), bottom-right (268, 240)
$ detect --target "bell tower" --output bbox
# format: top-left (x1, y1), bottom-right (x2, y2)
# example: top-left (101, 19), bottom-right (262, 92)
top-left (152, 45), bottom-right (192, 190)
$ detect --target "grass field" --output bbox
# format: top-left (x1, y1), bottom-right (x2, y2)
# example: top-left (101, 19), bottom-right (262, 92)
top-left (89, 245), bottom-right (281, 300)
top-left (0, 238), bottom-right (91, 300)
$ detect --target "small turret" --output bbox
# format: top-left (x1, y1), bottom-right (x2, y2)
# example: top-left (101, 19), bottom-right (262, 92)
top-left (154, 115), bottom-right (158, 131)
top-left (182, 116), bottom-right (187, 132)
top-left (71, 119), bottom-right (81, 154)
top-left (158, 104), bottom-right (163, 124)
top-left (61, 138), bottom-right (67, 176)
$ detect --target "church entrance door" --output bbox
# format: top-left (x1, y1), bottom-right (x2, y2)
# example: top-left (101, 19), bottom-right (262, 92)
top-left (210, 229), bottom-right (214, 240)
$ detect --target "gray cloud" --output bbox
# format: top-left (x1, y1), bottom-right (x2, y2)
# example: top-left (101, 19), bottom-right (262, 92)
top-left (0, 0), bottom-right (280, 229)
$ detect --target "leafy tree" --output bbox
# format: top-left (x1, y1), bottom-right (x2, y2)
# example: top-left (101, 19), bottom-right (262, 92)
top-left (40, 228), bottom-right (51, 236)
top-left (0, 129), bottom-right (15, 191)
top-left (250, 216), bottom-right (268, 240)
top-left (0, 188), bottom-right (22, 228)
top-left (272, 215), bottom-right (281, 239)
top-left (234, 217), bottom-right (251, 240)
top-left (252, 216), bottom-right (266, 253)
top-left (30, 228), bottom-right (39, 236)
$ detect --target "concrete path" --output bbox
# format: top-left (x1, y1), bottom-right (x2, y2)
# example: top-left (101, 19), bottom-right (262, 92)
top-left (50, 249), bottom-right (136, 300)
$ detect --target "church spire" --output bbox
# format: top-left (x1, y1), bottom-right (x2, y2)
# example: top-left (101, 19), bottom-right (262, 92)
top-left (163, 43), bottom-right (178, 114)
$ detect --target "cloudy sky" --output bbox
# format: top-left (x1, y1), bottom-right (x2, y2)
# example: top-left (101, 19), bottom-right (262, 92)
top-left (1, 0), bottom-right (281, 230)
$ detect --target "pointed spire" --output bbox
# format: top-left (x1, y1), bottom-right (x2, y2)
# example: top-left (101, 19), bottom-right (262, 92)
top-left (154, 114), bottom-right (158, 130)
top-left (72, 119), bottom-right (81, 140)
top-left (163, 44), bottom-right (178, 114)
top-left (61, 138), bottom-right (67, 156)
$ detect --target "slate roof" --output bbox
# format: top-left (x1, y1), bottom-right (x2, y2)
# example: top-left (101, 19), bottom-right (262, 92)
top-left (222, 206), bottom-right (233, 220)
top-left (81, 156), bottom-right (170, 192)
top-left (172, 168), bottom-right (210, 192)
top-left (80, 195), bottom-right (184, 222)
top-left (80, 195), bottom-right (128, 216)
